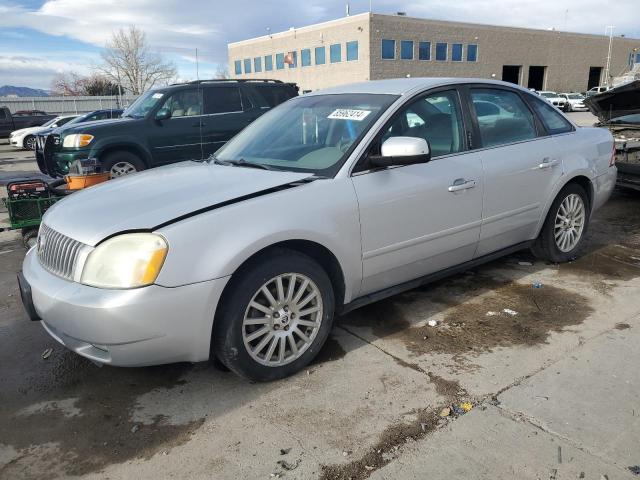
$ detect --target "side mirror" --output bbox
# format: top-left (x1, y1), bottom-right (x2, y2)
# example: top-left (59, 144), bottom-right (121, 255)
top-left (369, 137), bottom-right (431, 168)
top-left (155, 108), bottom-right (172, 121)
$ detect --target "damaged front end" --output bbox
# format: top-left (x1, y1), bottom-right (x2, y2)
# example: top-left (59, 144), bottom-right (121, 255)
top-left (585, 80), bottom-right (640, 190)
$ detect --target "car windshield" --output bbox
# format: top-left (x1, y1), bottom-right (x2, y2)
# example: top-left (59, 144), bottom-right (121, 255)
top-left (540, 92), bottom-right (556, 98)
top-left (123, 90), bottom-right (165, 118)
top-left (610, 113), bottom-right (640, 125)
top-left (42, 117), bottom-right (60, 127)
top-left (214, 93), bottom-right (398, 176)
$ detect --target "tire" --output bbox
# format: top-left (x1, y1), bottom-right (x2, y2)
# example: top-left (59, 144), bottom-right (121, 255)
top-left (213, 249), bottom-right (335, 381)
top-left (531, 183), bottom-right (590, 263)
top-left (101, 151), bottom-right (145, 178)
top-left (23, 135), bottom-right (36, 151)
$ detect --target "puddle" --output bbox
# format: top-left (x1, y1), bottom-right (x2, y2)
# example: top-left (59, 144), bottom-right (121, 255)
top-left (312, 333), bottom-right (347, 365)
top-left (560, 244), bottom-right (640, 281)
top-left (342, 281), bottom-right (593, 358)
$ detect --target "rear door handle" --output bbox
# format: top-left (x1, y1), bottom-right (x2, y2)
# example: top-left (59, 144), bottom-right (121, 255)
top-left (538, 158), bottom-right (558, 169)
top-left (448, 179), bottom-right (477, 192)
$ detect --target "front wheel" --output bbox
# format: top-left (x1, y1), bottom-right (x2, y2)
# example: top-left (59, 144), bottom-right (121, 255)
top-left (101, 151), bottom-right (145, 179)
top-left (532, 183), bottom-right (590, 263)
top-left (213, 249), bottom-right (335, 381)
top-left (23, 135), bottom-right (36, 151)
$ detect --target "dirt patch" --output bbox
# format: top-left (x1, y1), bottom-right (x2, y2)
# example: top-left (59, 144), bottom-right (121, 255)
top-left (560, 244), bottom-right (640, 281)
top-left (615, 322), bottom-right (632, 330)
top-left (312, 333), bottom-right (347, 365)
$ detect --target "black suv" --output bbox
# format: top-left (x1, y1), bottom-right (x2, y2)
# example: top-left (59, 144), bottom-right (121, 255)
top-left (37, 79), bottom-right (298, 178)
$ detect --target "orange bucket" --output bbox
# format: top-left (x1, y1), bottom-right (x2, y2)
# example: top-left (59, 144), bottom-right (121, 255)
top-left (65, 173), bottom-right (110, 190)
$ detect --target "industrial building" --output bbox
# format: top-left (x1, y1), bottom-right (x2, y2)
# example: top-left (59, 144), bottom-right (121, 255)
top-left (228, 12), bottom-right (640, 93)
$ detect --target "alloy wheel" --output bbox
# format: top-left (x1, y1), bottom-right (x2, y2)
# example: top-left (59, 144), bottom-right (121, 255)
top-left (242, 273), bottom-right (323, 367)
top-left (554, 193), bottom-right (586, 252)
top-left (109, 161), bottom-right (137, 178)
top-left (25, 136), bottom-right (36, 150)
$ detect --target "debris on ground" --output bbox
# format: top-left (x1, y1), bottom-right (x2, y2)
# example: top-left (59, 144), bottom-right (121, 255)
top-left (557, 445), bottom-right (562, 464)
top-left (502, 308), bottom-right (518, 316)
top-left (486, 311), bottom-right (499, 316)
top-left (533, 281), bottom-right (544, 289)
top-left (518, 261), bottom-right (533, 266)
top-left (130, 424), bottom-right (139, 433)
top-left (549, 468), bottom-right (557, 480)
top-left (451, 405), bottom-right (465, 416)
top-left (427, 320), bottom-right (439, 327)
top-left (628, 465), bottom-right (640, 475)
top-left (460, 402), bottom-right (473, 413)
top-left (276, 459), bottom-right (300, 471)
top-left (342, 451), bottom-right (349, 457)
top-left (439, 407), bottom-right (451, 417)
top-left (41, 348), bottom-right (53, 359)
top-left (280, 448), bottom-right (291, 455)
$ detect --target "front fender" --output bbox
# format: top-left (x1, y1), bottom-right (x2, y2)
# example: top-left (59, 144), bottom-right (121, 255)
top-left (155, 178), bottom-right (363, 304)
top-left (89, 136), bottom-right (152, 165)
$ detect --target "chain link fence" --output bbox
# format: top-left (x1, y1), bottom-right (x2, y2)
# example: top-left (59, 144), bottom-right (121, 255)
top-left (0, 95), bottom-right (139, 114)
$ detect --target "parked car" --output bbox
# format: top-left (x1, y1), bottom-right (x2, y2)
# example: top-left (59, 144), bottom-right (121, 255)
top-left (559, 93), bottom-right (588, 112)
top-left (0, 107), bottom-right (56, 138)
top-left (33, 109), bottom-right (123, 166)
top-left (585, 80), bottom-right (640, 190)
top-left (586, 85), bottom-right (611, 97)
top-left (35, 79), bottom-right (298, 179)
top-left (14, 110), bottom-right (49, 116)
top-left (19, 78), bottom-right (616, 381)
top-left (9, 115), bottom-right (78, 150)
top-left (537, 91), bottom-right (567, 110)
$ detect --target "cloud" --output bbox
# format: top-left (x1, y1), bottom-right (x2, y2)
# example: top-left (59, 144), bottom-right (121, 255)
top-left (0, 53), bottom-right (92, 88)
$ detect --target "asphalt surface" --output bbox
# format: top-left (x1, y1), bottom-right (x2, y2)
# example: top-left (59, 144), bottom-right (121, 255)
top-left (1, 113), bottom-right (639, 479)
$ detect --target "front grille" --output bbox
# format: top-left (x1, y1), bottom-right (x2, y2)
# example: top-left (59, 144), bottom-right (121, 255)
top-left (37, 224), bottom-right (85, 280)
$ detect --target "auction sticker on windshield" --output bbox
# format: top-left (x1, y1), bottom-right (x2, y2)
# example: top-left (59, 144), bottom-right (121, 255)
top-left (328, 109), bottom-right (371, 121)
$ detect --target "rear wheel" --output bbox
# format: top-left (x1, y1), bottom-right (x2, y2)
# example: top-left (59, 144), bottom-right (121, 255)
top-left (101, 151), bottom-right (145, 178)
top-left (532, 183), bottom-right (590, 263)
top-left (213, 249), bottom-right (335, 381)
top-left (23, 135), bottom-right (36, 151)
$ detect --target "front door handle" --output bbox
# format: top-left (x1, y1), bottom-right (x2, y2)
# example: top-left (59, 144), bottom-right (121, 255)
top-left (448, 179), bottom-right (477, 192)
top-left (538, 158), bottom-right (559, 169)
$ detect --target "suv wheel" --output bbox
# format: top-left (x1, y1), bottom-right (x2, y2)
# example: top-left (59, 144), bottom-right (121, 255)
top-left (532, 183), bottom-right (590, 263)
top-left (102, 151), bottom-right (145, 178)
top-left (23, 135), bottom-right (36, 150)
top-left (214, 249), bottom-right (335, 381)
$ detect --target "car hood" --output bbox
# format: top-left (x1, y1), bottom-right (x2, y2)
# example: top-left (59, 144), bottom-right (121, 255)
top-left (43, 162), bottom-right (314, 246)
top-left (584, 80), bottom-right (640, 124)
top-left (11, 126), bottom-right (41, 136)
top-left (61, 116), bottom-right (137, 135)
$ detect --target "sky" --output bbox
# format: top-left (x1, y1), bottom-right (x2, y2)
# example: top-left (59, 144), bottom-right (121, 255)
top-left (0, 0), bottom-right (639, 90)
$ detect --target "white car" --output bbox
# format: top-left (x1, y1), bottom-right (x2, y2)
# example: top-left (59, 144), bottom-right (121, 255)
top-left (9, 115), bottom-right (78, 150)
top-left (560, 93), bottom-right (588, 112)
top-left (537, 91), bottom-right (567, 110)
top-left (586, 86), bottom-right (611, 97)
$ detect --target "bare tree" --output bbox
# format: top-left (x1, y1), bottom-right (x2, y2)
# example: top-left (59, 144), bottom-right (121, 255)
top-left (214, 64), bottom-right (229, 79)
top-left (51, 72), bottom-right (119, 96)
top-left (99, 26), bottom-right (177, 95)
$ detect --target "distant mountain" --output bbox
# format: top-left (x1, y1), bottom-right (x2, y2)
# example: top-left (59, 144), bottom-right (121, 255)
top-left (0, 85), bottom-right (50, 97)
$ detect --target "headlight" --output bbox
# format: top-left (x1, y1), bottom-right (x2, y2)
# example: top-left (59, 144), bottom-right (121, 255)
top-left (80, 233), bottom-right (168, 289)
top-left (63, 133), bottom-right (94, 148)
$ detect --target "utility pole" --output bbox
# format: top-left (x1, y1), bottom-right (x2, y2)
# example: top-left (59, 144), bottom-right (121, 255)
top-left (345, 1), bottom-right (350, 16)
top-left (604, 26), bottom-right (615, 87)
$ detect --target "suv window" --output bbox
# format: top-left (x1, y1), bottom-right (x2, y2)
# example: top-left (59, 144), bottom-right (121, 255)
top-left (0, 109), bottom-right (5, 119)
top-left (381, 90), bottom-right (464, 157)
top-left (252, 85), bottom-right (296, 108)
top-left (470, 88), bottom-right (537, 148)
top-left (162, 89), bottom-right (202, 117)
top-left (203, 87), bottom-right (242, 114)
top-left (527, 95), bottom-right (573, 135)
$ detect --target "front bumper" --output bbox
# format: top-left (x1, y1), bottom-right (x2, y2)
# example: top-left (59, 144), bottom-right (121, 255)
top-left (21, 248), bottom-right (229, 366)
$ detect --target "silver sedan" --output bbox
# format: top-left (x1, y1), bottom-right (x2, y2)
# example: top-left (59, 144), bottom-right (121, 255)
top-left (19, 78), bottom-right (617, 381)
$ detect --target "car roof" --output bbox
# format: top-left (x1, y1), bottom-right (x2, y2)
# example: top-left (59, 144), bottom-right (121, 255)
top-left (305, 78), bottom-right (536, 97)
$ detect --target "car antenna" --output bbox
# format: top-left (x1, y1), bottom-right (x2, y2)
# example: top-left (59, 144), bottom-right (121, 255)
top-left (196, 47), bottom-right (205, 162)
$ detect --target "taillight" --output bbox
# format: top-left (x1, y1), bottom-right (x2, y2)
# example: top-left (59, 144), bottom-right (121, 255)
top-left (610, 142), bottom-right (616, 167)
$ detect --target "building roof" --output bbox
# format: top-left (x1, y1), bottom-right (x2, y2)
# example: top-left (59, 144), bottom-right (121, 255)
top-left (306, 77), bottom-right (532, 96)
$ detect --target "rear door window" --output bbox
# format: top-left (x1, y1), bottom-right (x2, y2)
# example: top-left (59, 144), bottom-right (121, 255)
top-left (527, 95), bottom-right (574, 135)
top-left (470, 88), bottom-right (537, 148)
top-left (252, 85), bottom-right (295, 108)
top-left (203, 87), bottom-right (242, 114)
top-left (0, 109), bottom-right (6, 119)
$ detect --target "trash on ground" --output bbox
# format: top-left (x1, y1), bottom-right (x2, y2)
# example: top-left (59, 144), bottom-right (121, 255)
top-left (532, 281), bottom-right (543, 289)
top-left (502, 308), bottom-right (518, 316)
top-left (277, 459), bottom-right (300, 471)
top-left (518, 261), bottom-right (533, 266)
top-left (41, 348), bottom-right (53, 359)
top-left (130, 424), bottom-right (139, 433)
top-left (280, 448), bottom-right (291, 455)
top-left (364, 466), bottom-right (375, 471)
top-left (451, 404), bottom-right (465, 416)
top-left (460, 402), bottom-right (473, 413)
top-left (439, 407), bottom-right (451, 417)
top-left (427, 320), bottom-right (439, 327)
top-left (486, 311), bottom-right (499, 316)
top-left (628, 466), bottom-right (640, 475)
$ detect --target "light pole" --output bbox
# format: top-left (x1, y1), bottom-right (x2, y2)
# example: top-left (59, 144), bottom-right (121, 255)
top-left (604, 26), bottom-right (615, 88)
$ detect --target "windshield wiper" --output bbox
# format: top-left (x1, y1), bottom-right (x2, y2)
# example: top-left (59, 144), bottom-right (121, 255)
top-left (214, 158), bottom-right (273, 170)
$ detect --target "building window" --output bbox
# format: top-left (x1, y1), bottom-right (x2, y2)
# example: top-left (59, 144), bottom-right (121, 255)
top-left (276, 53), bottom-right (285, 69)
top-left (452, 43), bottom-right (463, 62)
top-left (265, 55), bottom-right (273, 71)
top-left (418, 41), bottom-right (431, 61)
top-left (467, 44), bottom-right (478, 62)
top-left (330, 43), bottom-right (341, 63)
top-left (288, 51), bottom-right (297, 68)
top-left (381, 39), bottom-right (395, 59)
top-left (436, 42), bottom-right (447, 61)
top-left (254, 57), bottom-right (262, 72)
top-left (301, 48), bottom-right (311, 67)
top-left (234, 60), bottom-right (242, 75)
top-left (315, 46), bottom-right (326, 65)
top-left (346, 41), bottom-right (358, 61)
top-left (244, 58), bottom-right (252, 73)
top-left (400, 40), bottom-right (414, 60)
top-left (636, 52), bottom-right (640, 63)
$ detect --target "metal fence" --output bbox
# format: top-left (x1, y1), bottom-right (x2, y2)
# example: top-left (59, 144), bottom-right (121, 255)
top-left (0, 95), bottom-right (138, 114)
